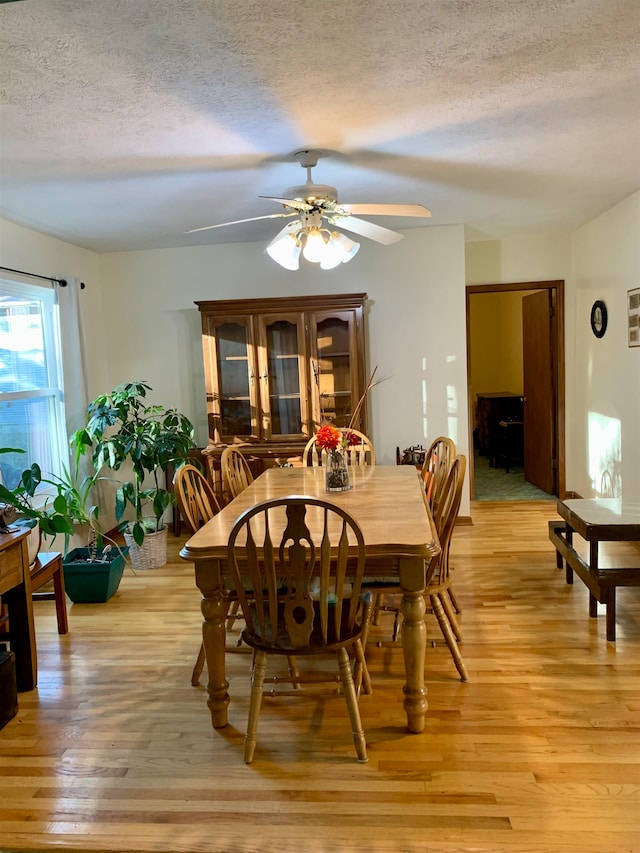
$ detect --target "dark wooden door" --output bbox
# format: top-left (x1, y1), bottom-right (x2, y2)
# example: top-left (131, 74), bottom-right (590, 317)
top-left (522, 290), bottom-right (556, 494)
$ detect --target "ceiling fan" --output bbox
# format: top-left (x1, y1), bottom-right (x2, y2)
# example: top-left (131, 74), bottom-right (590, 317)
top-left (186, 150), bottom-right (432, 270)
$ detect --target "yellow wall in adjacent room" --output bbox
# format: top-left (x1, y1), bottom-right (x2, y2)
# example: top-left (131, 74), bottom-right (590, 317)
top-left (468, 290), bottom-right (531, 424)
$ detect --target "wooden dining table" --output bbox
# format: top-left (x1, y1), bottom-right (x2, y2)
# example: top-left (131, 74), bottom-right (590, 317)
top-left (180, 465), bottom-right (441, 733)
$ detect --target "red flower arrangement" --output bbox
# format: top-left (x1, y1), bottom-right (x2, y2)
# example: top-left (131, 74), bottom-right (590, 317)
top-left (315, 425), bottom-right (361, 454)
top-left (315, 424), bottom-right (341, 451)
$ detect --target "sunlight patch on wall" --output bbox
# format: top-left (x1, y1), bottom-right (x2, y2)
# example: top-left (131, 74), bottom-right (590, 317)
top-left (421, 355), bottom-right (460, 444)
top-left (422, 357), bottom-right (428, 440)
top-left (447, 383), bottom-right (458, 445)
top-left (588, 411), bottom-right (622, 497)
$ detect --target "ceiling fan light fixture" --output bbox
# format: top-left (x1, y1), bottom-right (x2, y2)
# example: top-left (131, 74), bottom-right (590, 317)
top-left (331, 231), bottom-right (360, 264)
top-left (301, 228), bottom-right (328, 263)
top-left (317, 231), bottom-right (356, 269)
top-left (189, 149), bottom-right (430, 264)
top-left (266, 233), bottom-right (301, 270)
top-left (319, 239), bottom-right (345, 270)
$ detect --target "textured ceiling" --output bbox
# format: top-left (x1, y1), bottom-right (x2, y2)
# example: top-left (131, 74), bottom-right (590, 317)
top-left (1, 0), bottom-right (639, 253)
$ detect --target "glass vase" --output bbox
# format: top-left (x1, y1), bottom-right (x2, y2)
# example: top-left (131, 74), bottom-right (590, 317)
top-left (325, 450), bottom-right (350, 492)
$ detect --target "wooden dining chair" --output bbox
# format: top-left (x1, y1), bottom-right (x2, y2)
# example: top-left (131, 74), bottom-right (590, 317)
top-left (419, 436), bottom-right (460, 614)
top-left (173, 464), bottom-right (234, 685)
top-left (227, 496), bottom-right (371, 764)
top-left (368, 435), bottom-right (455, 630)
top-left (364, 455), bottom-right (468, 682)
top-left (420, 436), bottom-right (457, 516)
top-left (174, 464), bottom-right (221, 533)
top-left (175, 464), bottom-right (300, 688)
top-left (220, 446), bottom-right (254, 500)
top-left (302, 428), bottom-right (376, 467)
top-left (426, 454), bottom-right (468, 681)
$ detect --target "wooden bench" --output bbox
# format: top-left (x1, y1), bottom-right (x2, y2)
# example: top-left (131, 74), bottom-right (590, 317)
top-left (30, 552), bottom-right (68, 635)
top-left (549, 512), bottom-right (640, 641)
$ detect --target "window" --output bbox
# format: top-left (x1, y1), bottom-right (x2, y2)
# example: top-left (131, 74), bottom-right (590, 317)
top-left (0, 277), bottom-right (66, 493)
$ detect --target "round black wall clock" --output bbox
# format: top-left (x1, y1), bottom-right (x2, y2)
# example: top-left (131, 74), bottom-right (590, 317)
top-left (590, 300), bottom-right (608, 338)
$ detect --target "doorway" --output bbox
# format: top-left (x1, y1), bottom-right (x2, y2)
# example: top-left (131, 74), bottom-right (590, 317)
top-left (466, 281), bottom-right (565, 501)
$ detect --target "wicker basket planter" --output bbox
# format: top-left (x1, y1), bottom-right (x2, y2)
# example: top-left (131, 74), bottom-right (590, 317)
top-left (123, 526), bottom-right (168, 570)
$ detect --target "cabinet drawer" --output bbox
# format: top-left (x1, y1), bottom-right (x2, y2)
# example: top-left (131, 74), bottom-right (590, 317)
top-left (0, 541), bottom-right (24, 591)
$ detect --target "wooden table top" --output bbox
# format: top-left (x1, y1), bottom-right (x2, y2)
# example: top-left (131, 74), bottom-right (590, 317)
top-left (557, 498), bottom-right (640, 541)
top-left (181, 465), bottom-right (440, 563)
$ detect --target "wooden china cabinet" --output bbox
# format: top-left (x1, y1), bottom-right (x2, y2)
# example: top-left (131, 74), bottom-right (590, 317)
top-left (195, 293), bottom-right (367, 497)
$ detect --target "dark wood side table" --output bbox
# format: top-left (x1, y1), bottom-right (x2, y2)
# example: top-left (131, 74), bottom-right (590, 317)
top-left (0, 529), bottom-right (37, 691)
top-left (475, 393), bottom-right (523, 466)
top-left (496, 419), bottom-right (524, 472)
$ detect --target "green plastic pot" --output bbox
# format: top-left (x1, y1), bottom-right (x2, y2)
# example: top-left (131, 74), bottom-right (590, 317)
top-left (62, 547), bottom-right (128, 603)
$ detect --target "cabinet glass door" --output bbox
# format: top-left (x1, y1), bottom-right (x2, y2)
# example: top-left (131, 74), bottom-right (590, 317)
top-left (214, 320), bottom-right (257, 438)
top-left (312, 312), bottom-right (358, 429)
top-left (258, 316), bottom-right (307, 439)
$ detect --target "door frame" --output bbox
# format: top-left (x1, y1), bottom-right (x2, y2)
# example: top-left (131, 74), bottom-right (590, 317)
top-left (465, 280), bottom-right (565, 499)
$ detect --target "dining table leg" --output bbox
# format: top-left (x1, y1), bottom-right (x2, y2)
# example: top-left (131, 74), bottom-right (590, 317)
top-left (195, 559), bottom-right (230, 728)
top-left (399, 557), bottom-right (428, 733)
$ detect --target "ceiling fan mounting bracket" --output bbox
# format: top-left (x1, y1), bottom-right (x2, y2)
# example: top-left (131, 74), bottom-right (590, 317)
top-left (294, 149), bottom-right (322, 169)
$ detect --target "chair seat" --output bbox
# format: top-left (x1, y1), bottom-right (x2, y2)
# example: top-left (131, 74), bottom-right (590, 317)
top-left (242, 599), bottom-right (366, 654)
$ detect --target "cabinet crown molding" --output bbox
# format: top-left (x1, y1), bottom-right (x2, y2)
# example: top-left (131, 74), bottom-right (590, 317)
top-left (195, 292), bottom-right (367, 316)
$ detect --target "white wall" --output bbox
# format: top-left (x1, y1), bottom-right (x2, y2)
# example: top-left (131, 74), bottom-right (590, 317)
top-left (98, 225), bottom-right (471, 514)
top-left (466, 195), bottom-right (640, 501)
top-left (4, 194), bottom-right (637, 516)
top-left (570, 191), bottom-right (640, 500)
top-left (1, 217), bottom-right (471, 516)
top-left (466, 231), bottom-right (572, 492)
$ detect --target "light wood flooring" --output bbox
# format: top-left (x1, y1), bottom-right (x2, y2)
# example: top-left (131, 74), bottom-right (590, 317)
top-left (1, 500), bottom-right (639, 853)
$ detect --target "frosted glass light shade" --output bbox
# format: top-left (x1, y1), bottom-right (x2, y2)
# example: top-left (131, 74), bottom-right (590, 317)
top-left (332, 231), bottom-right (360, 263)
top-left (266, 234), bottom-right (301, 270)
top-left (319, 236), bottom-right (346, 269)
top-left (302, 229), bottom-right (328, 263)
top-left (265, 224), bottom-right (359, 271)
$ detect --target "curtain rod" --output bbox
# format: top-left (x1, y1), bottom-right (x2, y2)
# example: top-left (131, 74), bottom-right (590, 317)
top-left (0, 265), bottom-right (86, 289)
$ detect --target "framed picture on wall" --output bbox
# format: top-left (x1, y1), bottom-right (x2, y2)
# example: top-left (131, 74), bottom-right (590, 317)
top-left (628, 288), bottom-right (640, 348)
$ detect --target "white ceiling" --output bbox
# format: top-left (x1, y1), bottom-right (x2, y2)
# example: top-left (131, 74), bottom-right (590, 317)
top-left (1, 0), bottom-right (639, 254)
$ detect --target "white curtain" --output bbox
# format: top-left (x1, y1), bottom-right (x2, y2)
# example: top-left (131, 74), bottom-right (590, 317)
top-left (53, 276), bottom-right (97, 545)
top-left (54, 276), bottom-right (89, 436)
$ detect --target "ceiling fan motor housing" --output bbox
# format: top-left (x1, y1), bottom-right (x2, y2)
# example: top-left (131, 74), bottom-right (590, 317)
top-left (282, 183), bottom-right (339, 205)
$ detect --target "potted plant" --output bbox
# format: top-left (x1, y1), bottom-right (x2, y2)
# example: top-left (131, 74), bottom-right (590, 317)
top-left (0, 445), bottom-right (128, 602)
top-left (75, 381), bottom-right (195, 569)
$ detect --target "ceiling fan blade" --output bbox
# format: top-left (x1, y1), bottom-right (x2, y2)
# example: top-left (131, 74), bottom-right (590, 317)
top-left (259, 196), bottom-right (312, 212)
top-left (340, 203), bottom-right (431, 218)
top-left (331, 215), bottom-right (404, 245)
top-left (185, 211), bottom-right (297, 234)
